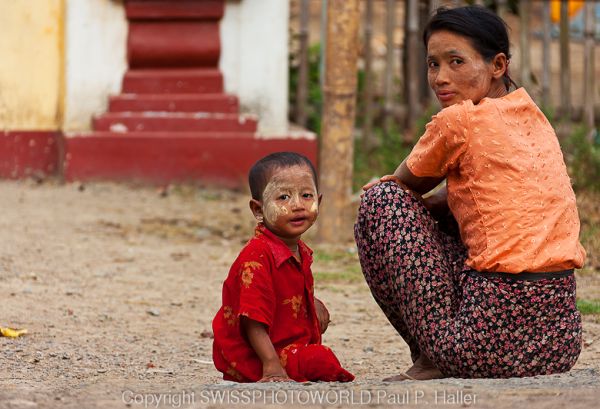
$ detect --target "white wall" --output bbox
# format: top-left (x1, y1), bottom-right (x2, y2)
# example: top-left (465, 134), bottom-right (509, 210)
top-left (63, 0), bottom-right (127, 131)
top-left (220, 0), bottom-right (289, 135)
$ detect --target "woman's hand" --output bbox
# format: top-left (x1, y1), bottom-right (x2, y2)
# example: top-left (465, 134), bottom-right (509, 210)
top-left (362, 175), bottom-right (411, 192)
top-left (314, 298), bottom-right (330, 334)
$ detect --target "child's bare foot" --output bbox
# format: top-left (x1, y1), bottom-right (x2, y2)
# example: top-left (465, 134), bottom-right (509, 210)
top-left (383, 355), bottom-right (444, 381)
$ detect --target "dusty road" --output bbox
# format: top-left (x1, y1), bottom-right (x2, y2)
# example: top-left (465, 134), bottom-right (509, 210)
top-left (1, 180), bottom-right (599, 408)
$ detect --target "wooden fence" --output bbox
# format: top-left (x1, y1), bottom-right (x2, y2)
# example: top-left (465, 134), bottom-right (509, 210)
top-left (290, 0), bottom-right (599, 144)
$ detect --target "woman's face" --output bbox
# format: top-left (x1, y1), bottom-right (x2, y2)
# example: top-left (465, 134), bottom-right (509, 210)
top-left (427, 30), bottom-right (505, 108)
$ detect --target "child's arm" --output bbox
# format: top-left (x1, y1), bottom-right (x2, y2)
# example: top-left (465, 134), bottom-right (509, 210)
top-left (240, 316), bottom-right (290, 382)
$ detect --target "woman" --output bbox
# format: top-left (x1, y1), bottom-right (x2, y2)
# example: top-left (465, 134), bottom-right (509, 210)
top-left (355, 6), bottom-right (586, 380)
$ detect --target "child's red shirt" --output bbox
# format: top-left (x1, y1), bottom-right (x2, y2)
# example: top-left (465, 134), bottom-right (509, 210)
top-left (212, 224), bottom-right (321, 382)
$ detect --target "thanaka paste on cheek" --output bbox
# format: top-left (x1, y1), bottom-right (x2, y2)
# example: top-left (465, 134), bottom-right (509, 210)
top-left (310, 199), bottom-right (318, 215)
top-left (260, 169), bottom-right (318, 227)
top-left (261, 181), bottom-right (289, 226)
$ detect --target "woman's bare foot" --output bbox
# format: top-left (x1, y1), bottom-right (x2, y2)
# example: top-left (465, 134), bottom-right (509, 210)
top-left (383, 355), bottom-right (445, 381)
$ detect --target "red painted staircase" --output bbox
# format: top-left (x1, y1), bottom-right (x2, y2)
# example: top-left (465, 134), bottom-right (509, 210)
top-left (64, 0), bottom-right (316, 187)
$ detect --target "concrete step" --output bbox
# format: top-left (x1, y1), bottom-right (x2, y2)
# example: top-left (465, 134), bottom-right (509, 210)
top-left (122, 68), bottom-right (223, 94)
top-left (128, 20), bottom-right (220, 68)
top-left (64, 132), bottom-right (318, 187)
top-left (0, 131), bottom-right (59, 179)
top-left (72, 131), bottom-right (256, 139)
top-left (108, 94), bottom-right (239, 113)
top-left (93, 112), bottom-right (258, 133)
top-left (125, 0), bottom-right (225, 20)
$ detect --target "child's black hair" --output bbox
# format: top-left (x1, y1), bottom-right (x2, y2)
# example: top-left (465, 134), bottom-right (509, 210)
top-left (248, 152), bottom-right (318, 201)
top-left (423, 5), bottom-right (517, 91)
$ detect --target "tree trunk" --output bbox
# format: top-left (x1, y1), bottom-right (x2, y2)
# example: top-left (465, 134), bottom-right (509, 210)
top-left (559, 0), bottom-right (571, 120)
top-left (519, 0), bottom-right (532, 91)
top-left (318, 0), bottom-right (360, 243)
top-left (295, 0), bottom-right (310, 127)
top-left (383, 0), bottom-right (396, 135)
top-left (583, 0), bottom-right (597, 140)
top-left (362, 0), bottom-right (374, 150)
top-left (541, 0), bottom-right (552, 108)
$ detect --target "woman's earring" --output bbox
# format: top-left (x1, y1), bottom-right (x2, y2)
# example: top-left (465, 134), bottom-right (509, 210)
top-left (256, 215), bottom-right (264, 222)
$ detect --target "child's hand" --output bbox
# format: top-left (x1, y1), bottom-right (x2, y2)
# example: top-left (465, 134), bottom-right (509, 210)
top-left (260, 361), bottom-right (291, 382)
top-left (259, 374), bottom-right (292, 382)
top-left (314, 298), bottom-right (330, 334)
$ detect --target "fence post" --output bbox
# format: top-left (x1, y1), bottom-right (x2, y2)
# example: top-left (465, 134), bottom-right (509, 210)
top-left (583, 0), bottom-right (597, 140)
top-left (362, 0), bottom-right (375, 150)
top-left (497, 0), bottom-right (508, 20)
top-left (559, 0), bottom-right (571, 120)
top-left (541, 0), bottom-right (552, 109)
top-left (383, 0), bottom-right (396, 135)
top-left (295, 0), bottom-right (310, 127)
top-left (319, 0), bottom-right (327, 92)
top-left (405, 0), bottom-right (420, 133)
top-left (519, 0), bottom-right (532, 91)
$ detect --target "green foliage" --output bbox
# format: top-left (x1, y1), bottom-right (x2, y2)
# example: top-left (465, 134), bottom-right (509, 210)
top-left (288, 44), bottom-right (323, 134)
top-left (560, 125), bottom-right (600, 193)
top-left (313, 268), bottom-right (364, 284)
top-left (312, 246), bottom-right (364, 285)
top-left (539, 104), bottom-right (556, 124)
top-left (353, 125), bottom-right (413, 192)
top-left (577, 299), bottom-right (600, 315)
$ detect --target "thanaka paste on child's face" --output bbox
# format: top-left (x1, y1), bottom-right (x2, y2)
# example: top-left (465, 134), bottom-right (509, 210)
top-left (255, 166), bottom-right (319, 245)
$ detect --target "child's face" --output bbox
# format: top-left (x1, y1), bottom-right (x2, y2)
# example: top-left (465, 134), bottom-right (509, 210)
top-left (250, 165), bottom-right (320, 246)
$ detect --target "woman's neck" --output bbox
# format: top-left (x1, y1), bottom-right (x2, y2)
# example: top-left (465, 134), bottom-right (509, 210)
top-left (486, 81), bottom-right (509, 100)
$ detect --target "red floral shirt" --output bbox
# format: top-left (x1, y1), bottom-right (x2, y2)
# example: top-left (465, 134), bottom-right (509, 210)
top-left (212, 224), bottom-right (321, 382)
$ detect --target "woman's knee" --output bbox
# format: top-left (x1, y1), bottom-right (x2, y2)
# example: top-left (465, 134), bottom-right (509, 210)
top-left (361, 181), bottom-right (406, 204)
top-left (358, 181), bottom-right (414, 218)
top-left (358, 181), bottom-right (428, 226)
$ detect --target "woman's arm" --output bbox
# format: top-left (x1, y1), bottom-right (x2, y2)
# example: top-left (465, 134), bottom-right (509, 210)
top-left (361, 159), bottom-right (444, 197)
top-left (393, 159), bottom-right (445, 195)
top-left (240, 316), bottom-right (290, 382)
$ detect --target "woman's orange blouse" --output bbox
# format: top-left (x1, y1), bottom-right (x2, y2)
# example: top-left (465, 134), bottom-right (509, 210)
top-left (407, 88), bottom-right (586, 273)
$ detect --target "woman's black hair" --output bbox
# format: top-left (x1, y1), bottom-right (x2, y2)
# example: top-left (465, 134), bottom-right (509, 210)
top-left (248, 152), bottom-right (318, 201)
top-left (423, 5), bottom-right (518, 91)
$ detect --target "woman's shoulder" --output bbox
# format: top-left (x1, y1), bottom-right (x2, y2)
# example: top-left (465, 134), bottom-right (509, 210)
top-left (435, 99), bottom-right (473, 117)
top-left (428, 89), bottom-right (541, 132)
top-left (429, 99), bottom-right (473, 130)
top-left (480, 88), bottom-right (537, 112)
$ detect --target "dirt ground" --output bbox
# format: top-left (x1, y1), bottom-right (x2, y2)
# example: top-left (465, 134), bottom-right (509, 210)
top-left (1, 180), bottom-right (599, 409)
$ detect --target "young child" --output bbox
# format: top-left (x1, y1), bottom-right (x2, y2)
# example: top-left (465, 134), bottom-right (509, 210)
top-left (212, 152), bottom-right (354, 383)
